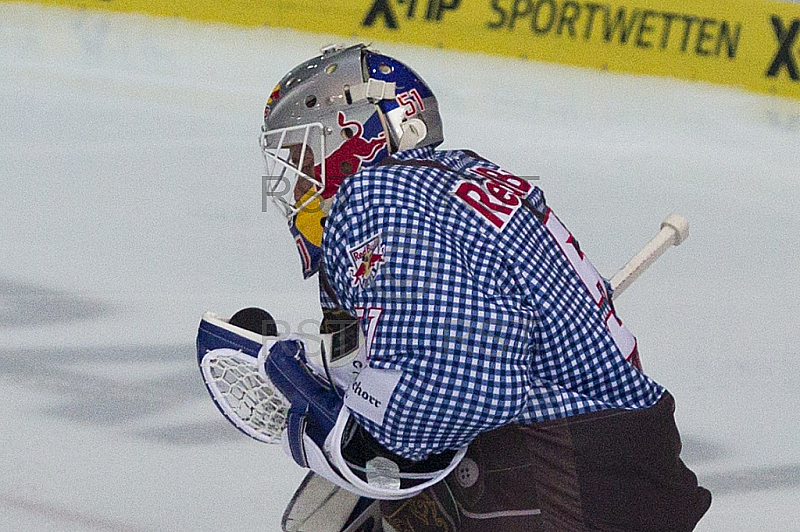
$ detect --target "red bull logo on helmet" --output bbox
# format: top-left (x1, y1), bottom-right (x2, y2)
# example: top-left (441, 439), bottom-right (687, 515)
top-left (317, 111), bottom-right (388, 199)
top-left (347, 233), bottom-right (387, 288)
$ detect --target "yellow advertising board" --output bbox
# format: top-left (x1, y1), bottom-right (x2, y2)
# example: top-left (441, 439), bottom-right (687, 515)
top-left (17, 0), bottom-right (800, 100)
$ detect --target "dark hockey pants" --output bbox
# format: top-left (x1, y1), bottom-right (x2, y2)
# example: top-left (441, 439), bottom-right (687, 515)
top-left (382, 392), bottom-right (711, 531)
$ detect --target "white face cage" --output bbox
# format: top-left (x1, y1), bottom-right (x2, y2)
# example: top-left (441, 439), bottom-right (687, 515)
top-left (260, 122), bottom-right (327, 219)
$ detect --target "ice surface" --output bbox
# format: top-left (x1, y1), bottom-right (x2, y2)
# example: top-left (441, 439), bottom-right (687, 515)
top-left (1, 3), bottom-right (799, 530)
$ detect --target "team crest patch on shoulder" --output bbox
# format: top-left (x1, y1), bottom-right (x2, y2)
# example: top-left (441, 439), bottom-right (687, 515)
top-left (347, 233), bottom-right (386, 288)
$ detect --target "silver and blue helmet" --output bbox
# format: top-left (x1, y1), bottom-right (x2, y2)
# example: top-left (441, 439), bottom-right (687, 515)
top-left (260, 44), bottom-right (443, 277)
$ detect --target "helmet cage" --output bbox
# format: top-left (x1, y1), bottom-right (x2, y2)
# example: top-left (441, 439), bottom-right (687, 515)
top-left (260, 121), bottom-right (327, 219)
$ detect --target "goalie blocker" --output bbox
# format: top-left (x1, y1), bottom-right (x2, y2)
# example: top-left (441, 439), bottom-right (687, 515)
top-left (197, 309), bottom-right (466, 501)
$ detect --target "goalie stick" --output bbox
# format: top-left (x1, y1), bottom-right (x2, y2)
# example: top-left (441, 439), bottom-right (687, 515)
top-left (609, 214), bottom-right (689, 298)
top-left (198, 214), bottom-right (690, 445)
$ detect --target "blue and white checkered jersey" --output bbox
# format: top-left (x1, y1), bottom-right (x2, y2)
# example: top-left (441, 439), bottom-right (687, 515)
top-left (321, 146), bottom-right (664, 461)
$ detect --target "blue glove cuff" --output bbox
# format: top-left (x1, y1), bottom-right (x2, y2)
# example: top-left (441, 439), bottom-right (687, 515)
top-left (264, 339), bottom-right (344, 467)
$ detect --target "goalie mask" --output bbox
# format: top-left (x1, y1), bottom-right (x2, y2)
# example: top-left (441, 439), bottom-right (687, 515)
top-left (261, 43), bottom-right (443, 278)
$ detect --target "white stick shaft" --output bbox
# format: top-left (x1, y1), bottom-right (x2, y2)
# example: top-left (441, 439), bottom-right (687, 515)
top-left (609, 214), bottom-right (689, 300)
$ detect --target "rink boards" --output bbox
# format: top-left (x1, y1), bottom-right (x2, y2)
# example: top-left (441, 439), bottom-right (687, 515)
top-left (9, 0), bottom-right (800, 97)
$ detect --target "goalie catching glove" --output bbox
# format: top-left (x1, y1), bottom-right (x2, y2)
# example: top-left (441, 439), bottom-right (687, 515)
top-left (197, 309), bottom-right (466, 500)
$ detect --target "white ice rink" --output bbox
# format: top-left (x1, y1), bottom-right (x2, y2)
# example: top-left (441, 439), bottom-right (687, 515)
top-left (1, 3), bottom-right (799, 530)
